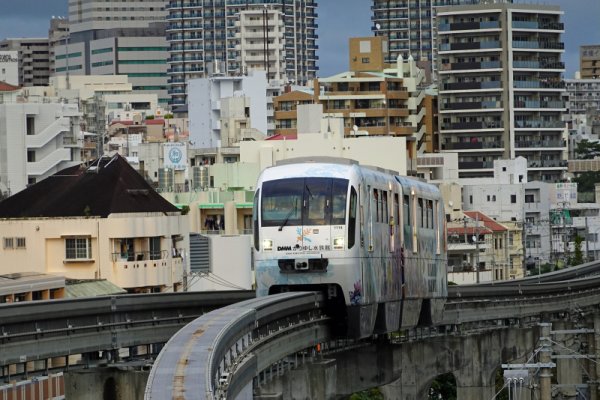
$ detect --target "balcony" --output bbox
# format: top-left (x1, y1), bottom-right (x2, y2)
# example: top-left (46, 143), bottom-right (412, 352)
top-left (448, 121), bottom-right (503, 130)
top-left (513, 60), bottom-right (565, 70)
top-left (512, 21), bottom-right (564, 31)
top-left (514, 120), bottom-right (564, 129)
top-left (513, 80), bottom-right (565, 89)
top-left (515, 140), bottom-right (565, 148)
top-left (439, 21), bottom-right (500, 32)
top-left (441, 101), bottom-right (501, 111)
top-left (441, 61), bottom-right (501, 71)
top-left (442, 81), bottom-right (501, 91)
top-left (442, 141), bottom-right (504, 150)
top-left (527, 160), bottom-right (568, 168)
top-left (512, 41), bottom-right (564, 50)
top-left (458, 161), bottom-right (494, 169)
top-left (439, 41), bottom-right (500, 52)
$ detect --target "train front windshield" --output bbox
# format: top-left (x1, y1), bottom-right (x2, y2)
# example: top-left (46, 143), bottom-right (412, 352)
top-left (261, 178), bottom-right (349, 227)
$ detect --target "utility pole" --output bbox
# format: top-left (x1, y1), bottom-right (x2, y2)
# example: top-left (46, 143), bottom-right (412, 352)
top-left (585, 216), bottom-right (590, 262)
top-left (475, 213), bottom-right (480, 284)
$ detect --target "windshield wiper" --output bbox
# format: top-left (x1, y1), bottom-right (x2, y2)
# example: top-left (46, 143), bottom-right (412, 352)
top-left (279, 200), bottom-right (298, 231)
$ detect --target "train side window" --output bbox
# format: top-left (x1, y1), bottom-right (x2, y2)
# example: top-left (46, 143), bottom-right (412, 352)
top-left (348, 187), bottom-right (357, 249)
top-left (394, 193), bottom-right (400, 235)
top-left (403, 195), bottom-right (410, 226)
top-left (418, 198), bottom-right (424, 228)
top-left (373, 189), bottom-right (380, 222)
top-left (382, 190), bottom-right (388, 222)
top-left (427, 200), bottom-right (433, 228)
top-left (253, 189), bottom-right (260, 251)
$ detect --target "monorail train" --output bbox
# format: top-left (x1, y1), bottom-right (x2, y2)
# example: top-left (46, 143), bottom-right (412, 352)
top-left (253, 157), bottom-right (447, 338)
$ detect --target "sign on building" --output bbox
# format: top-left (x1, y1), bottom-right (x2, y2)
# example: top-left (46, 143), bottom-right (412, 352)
top-left (163, 142), bottom-right (187, 170)
top-left (0, 51), bottom-right (19, 86)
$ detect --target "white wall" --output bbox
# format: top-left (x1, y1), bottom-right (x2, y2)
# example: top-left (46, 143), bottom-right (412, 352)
top-left (188, 235), bottom-right (253, 291)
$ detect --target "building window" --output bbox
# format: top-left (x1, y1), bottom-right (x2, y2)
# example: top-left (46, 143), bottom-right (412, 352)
top-left (149, 237), bottom-right (161, 260)
top-left (16, 237), bottom-right (26, 249)
top-left (3, 237), bottom-right (14, 249)
top-left (525, 194), bottom-right (535, 203)
top-left (361, 57), bottom-right (370, 63)
top-left (65, 237), bottom-right (92, 260)
top-left (511, 194), bottom-right (517, 203)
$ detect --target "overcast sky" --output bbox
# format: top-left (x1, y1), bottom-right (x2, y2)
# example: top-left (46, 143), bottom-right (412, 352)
top-left (0, 0), bottom-right (598, 79)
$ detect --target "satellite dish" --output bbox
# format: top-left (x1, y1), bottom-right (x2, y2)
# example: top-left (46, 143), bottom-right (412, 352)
top-left (375, 23), bottom-right (381, 30)
top-left (448, 201), bottom-right (454, 208)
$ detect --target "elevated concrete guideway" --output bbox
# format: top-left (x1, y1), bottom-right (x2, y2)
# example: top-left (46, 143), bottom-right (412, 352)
top-left (3, 263), bottom-right (600, 399)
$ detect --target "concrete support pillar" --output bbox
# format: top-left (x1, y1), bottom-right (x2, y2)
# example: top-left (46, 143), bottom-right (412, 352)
top-left (379, 379), bottom-right (424, 400)
top-left (554, 321), bottom-right (580, 399)
top-left (539, 323), bottom-right (553, 400)
top-left (255, 359), bottom-right (337, 400)
top-left (456, 386), bottom-right (496, 400)
top-left (592, 314), bottom-right (600, 400)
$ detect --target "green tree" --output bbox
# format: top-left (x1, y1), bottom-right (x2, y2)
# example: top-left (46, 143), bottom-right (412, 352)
top-left (349, 388), bottom-right (384, 400)
top-left (572, 235), bottom-right (584, 266)
top-left (575, 139), bottom-right (600, 159)
top-left (573, 171), bottom-right (600, 193)
top-left (429, 373), bottom-right (456, 400)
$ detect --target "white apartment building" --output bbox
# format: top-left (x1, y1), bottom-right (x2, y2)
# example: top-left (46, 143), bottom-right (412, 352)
top-left (437, 2), bottom-right (567, 182)
top-left (188, 70), bottom-right (269, 149)
top-left (371, 0), bottom-right (491, 81)
top-left (166, 0), bottom-right (317, 107)
top-left (0, 87), bottom-right (82, 196)
top-left (0, 38), bottom-right (51, 87)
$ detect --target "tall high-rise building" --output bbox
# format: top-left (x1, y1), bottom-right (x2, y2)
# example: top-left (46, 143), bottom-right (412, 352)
top-left (68, 1), bottom-right (167, 34)
top-left (371, 0), bottom-right (512, 82)
top-left (0, 38), bottom-right (51, 87)
top-left (54, 1), bottom-right (170, 106)
top-left (166, 0), bottom-right (318, 107)
top-left (437, 2), bottom-right (567, 182)
top-left (580, 45), bottom-right (600, 79)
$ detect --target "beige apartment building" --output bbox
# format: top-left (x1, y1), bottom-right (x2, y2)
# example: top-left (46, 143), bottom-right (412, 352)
top-left (0, 155), bottom-right (188, 293)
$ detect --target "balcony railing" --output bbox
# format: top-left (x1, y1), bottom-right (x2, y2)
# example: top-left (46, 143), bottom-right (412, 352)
top-left (512, 41), bottom-right (564, 50)
top-left (527, 160), bottom-right (568, 168)
top-left (442, 141), bottom-right (504, 150)
top-left (448, 121), bottom-right (503, 130)
top-left (458, 161), bottom-right (494, 169)
top-left (514, 120), bottom-right (564, 129)
top-left (515, 140), bottom-right (566, 148)
top-left (442, 81), bottom-right (501, 91)
top-left (111, 250), bottom-right (169, 263)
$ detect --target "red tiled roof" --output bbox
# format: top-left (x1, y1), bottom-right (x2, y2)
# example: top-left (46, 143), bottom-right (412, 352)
top-left (266, 133), bottom-right (297, 140)
top-left (0, 81), bottom-right (20, 92)
top-left (448, 226), bottom-right (493, 235)
top-left (464, 211), bottom-right (507, 232)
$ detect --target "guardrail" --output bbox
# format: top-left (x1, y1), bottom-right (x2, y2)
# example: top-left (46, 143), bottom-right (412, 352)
top-left (144, 292), bottom-right (329, 400)
top-left (0, 291), bottom-right (254, 369)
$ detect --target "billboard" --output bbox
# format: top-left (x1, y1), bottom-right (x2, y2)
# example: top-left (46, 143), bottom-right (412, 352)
top-left (163, 142), bottom-right (187, 170)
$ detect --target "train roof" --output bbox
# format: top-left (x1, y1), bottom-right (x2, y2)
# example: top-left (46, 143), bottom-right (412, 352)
top-left (262, 157), bottom-right (440, 196)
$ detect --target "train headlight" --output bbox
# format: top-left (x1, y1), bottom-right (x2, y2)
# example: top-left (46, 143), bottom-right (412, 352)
top-left (333, 237), bottom-right (344, 249)
top-left (263, 239), bottom-right (273, 251)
